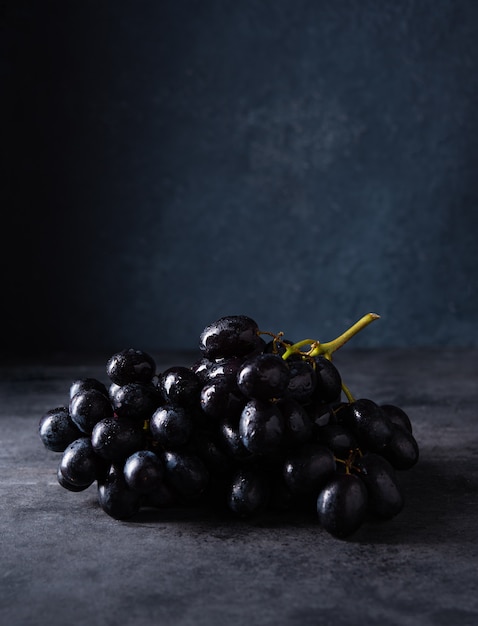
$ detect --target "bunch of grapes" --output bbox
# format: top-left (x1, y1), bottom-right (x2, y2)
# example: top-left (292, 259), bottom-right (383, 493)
top-left (39, 313), bottom-right (419, 539)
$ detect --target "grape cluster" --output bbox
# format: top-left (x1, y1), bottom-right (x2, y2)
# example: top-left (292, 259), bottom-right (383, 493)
top-left (38, 314), bottom-right (419, 538)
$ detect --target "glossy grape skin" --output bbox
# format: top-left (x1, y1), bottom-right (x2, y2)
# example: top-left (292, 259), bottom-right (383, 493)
top-left (98, 464), bottom-right (141, 520)
top-left (39, 406), bottom-right (83, 452)
top-left (312, 356), bottom-right (342, 402)
top-left (206, 356), bottom-right (245, 386)
top-left (199, 315), bottom-right (261, 359)
top-left (340, 399), bottom-right (393, 453)
top-left (227, 468), bottom-right (269, 517)
top-left (316, 423), bottom-right (358, 458)
top-left (111, 382), bottom-right (162, 422)
top-left (380, 404), bottom-right (413, 433)
top-left (237, 353), bottom-right (291, 401)
top-left (200, 378), bottom-right (246, 420)
top-left (150, 405), bottom-right (193, 449)
top-left (69, 389), bottom-right (114, 434)
top-left (91, 417), bottom-right (145, 462)
top-left (283, 443), bottom-right (336, 495)
top-left (106, 348), bottom-right (156, 386)
top-left (219, 415), bottom-right (256, 462)
top-left (354, 453), bottom-right (404, 519)
top-left (317, 473), bottom-right (368, 538)
top-left (57, 464), bottom-right (91, 492)
top-left (158, 366), bottom-right (201, 407)
top-left (285, 359), bottom-right (317, 403)
top-left (278, 398), bottom-right (313, 448)
top-left (69, 378), bottom-right (108, 400)
top-left (382, 424), bottom-right (419, 470)
top-left (191, 357), bottom-right (214, 383)
top-left (163, 451), bottom-right (209, 499)
top-left (239, 398), bottom-right (285, 455)
top-left (123, 450), bottom-right (165, 494)
top-left (59, 437), bottom-right (103, 488)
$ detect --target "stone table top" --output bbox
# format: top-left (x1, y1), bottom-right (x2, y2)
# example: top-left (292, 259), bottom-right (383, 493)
top-left (1, 348), bottom-right (477, 626)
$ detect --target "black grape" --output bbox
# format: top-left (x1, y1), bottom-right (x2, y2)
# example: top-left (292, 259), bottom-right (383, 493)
top-left (91, 417), bottom-right (145, 462)
top-left (199, 315), bottom-right (261, 359)
top-left (316, 423), bottom-right (358, 458)
top-left (286, 359), bottom-right (317, 403)
top-left (70, 389), bottom-right (113, 434)
top-left (278, 398), bottom-right (314, 447)
top-left (111, 382), bottom-right (162, 422)
top-left (354, 453), bottom-right (404, 519)
top-left (163, 451), bottom-right (209, 499)
top-left (69, 378), bottom-right (108, 400)
top-left (106, 348), bottom-right (156, 386)
top-left (312, 356), bottom-right (342, 402)
top-left (227, 467), bottom-right (269, 517)
top-left (149, 405), bottom-right (193, 449)
top-left (317, 473), bottom-right (368, 538)
top-left (98, 464), bottom-right (141, 519)
top-left (382, 424), bottom-right (419, 470)
top-left (380, 404), bottom-right (413, 433)
top-left (283, 443), bottom-right (336, 495)
top-left (239, 398), bottom-right (285, 455)
top-left (123, 450), bottom-right (165, 494)
top-left (237, 353), bottom-right (291, 400)
top-left (39, 406), bottom-right (83, 452)
top-left (59, 437), bottom-right (103, 488)
top-left (158, 366), bottom-right (201, 407)
top-left (200, 378), bottom-right (246, 420)
top-left (339, 398), bottom-right (393, 453)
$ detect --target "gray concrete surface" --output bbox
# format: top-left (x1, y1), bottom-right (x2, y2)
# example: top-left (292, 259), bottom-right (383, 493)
top-left (1, 349), bottom-right (477, 625)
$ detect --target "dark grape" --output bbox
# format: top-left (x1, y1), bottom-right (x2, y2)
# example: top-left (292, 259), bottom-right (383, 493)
top-left (200, 378), bottom-right (246, 420)
top-left (150, 405), bottom-right (193, 449)
top-left (111, 382), bottom-right (162, 422)
top-left (163, 451), bottom-right (209, 499)
top-left (382, 424), bottom-right (419, 470)
top-left (59, 437), bottom-right (103, 488)
top-left (219, 415), bottom-right (256, 462)
top-left (70, 389), bottom-right (113, 434)
top-left (278, 398), bottom-right (313, 447)
top-left (106, 348), bottom-right (156, 386)
top-left (39, 406), bottom-right (83, 452)
top-left (199, 315), bottom-right (261, 359)
top-left (69, 378), bottom-right (108, 400)
top-left (237, 353), bottom-right (291, 400)
top-left (354, 453), bottom-right (404, 519)
top-left (227, 467), bottom-right (269, 517)
top-left (317, 473), bottom-right (368, 538)
top-left (239, 398), bottom-right (285, 455)
top-left (57, 464), bottom-right (91, 492)
top-left (380, 404), bottom-right (413, 433)
top-left (91, 417), bottom-right (145, 462)
top-left (123, 450), bottom-right (164, 494)
top-left (158, 366), bottom-right (201, 407)
top-left (316, 423), bottom-right (358, 458)
top-left (339, 399), bottom-right (393, 453)
top-left (191, 357), bottom-right (214, 383)
top-left (312, 356), bottom-right (342, 402)
top-left (286, 359), bottom-right (317, 403)
top-left (98, 464), bottom-right (141, 519)
top-left (206, 356), bottom-right (245, 386)
top-left (283, 443), bottom-right (336, 495)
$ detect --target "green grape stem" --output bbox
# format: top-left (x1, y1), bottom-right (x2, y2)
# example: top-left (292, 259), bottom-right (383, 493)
top-left (281, 313), bottom-right (380, 361)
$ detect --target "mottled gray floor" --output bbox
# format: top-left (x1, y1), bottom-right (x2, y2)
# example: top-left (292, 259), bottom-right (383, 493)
top-left (1, 349), bottom-right (477, 626)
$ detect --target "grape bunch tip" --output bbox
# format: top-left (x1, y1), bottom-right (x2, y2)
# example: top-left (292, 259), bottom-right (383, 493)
top-left (39, 313), bottom-right (419, 539)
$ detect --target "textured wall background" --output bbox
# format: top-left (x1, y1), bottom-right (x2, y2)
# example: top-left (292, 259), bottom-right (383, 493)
top-left (2, 0), bottom-right (478, 355)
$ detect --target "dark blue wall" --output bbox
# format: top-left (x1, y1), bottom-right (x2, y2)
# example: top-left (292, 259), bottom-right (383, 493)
top-left (2, 0), bottom-right (478, 355)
